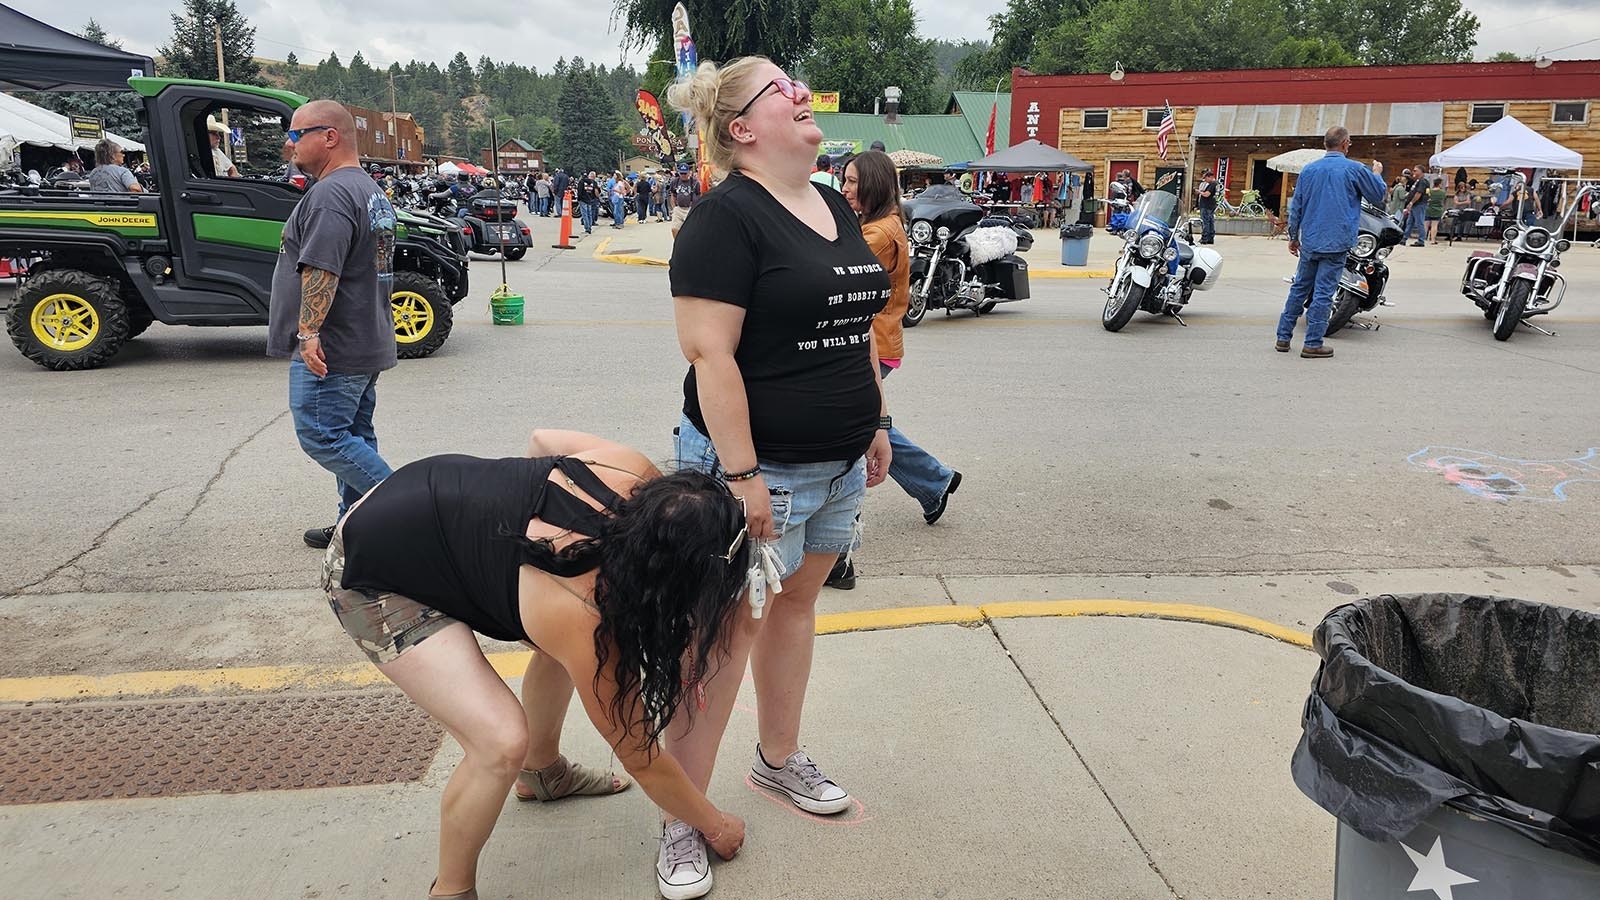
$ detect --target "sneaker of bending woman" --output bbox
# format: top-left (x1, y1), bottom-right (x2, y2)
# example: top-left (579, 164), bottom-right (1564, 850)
top-left (323, 428), bottom-right (750, 899)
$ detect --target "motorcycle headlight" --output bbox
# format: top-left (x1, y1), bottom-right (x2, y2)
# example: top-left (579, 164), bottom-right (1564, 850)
top-left (1162, 246), bottom-right (1179, 262)
top-left (1503, 226), bottom-right (1519, 242)
top-left (937, 226), bottom-right (951, 240)
top-left (910, 220), bottom-right (933, 244)
top-left (1353, 233), bottom-right (1377, 258)
top-left (1376, 245), bottom-right (1392, 260)
top-left (1524, 228), bottom-right (1551, 251)
top-left (1556, 239), bottom-right (1571, 252)
top-left (1137, 233), bottom-right (1165, 259)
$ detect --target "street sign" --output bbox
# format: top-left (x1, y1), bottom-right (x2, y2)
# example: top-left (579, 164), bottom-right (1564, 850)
top-left (813, 92), bottom-right (840, 113)
top-left (230, 127), bottom-right (244, 145)
top-left (69, 115), bottom-right (103, 142)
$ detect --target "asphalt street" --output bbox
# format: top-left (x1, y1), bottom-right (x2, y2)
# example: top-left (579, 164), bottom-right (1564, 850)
top-left (3, 222), bottom-right (1600, 899)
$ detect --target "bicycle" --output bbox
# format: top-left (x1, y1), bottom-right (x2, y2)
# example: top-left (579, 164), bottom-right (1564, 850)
top-left (1216, 189), bottom-right (1269, 218)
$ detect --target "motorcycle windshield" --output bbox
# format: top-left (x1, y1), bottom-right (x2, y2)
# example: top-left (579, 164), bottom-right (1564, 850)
top-left (1130, 192), bottom-right (1181, 231)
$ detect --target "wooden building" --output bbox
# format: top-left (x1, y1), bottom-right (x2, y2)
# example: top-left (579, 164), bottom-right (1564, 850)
top-left (344, 104), bottom-right (425, 170)
top-left (1011, 60), bottom-right (1600, 217)
top-left (481, 138), bottom-right (544, 173)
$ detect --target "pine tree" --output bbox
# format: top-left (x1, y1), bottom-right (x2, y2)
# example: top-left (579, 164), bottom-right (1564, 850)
top-left (556, 60), bottom-right (622, 175)
top-left (156, 0), bottom-right (263, 85)
top-left (447, 52), bottom-right (476, 97)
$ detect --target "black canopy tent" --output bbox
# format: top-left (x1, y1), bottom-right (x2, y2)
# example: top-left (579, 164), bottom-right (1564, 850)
top-left (0, 3), bottom-right (154, 92)
top-left (967, 139), bottom-right (1092, 173)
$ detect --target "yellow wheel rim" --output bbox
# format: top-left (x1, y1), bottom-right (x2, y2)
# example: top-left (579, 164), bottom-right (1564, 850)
top-left (391, 291), bottom-right (434, 343)
top-left (29, 293), bottom-right (101, 352)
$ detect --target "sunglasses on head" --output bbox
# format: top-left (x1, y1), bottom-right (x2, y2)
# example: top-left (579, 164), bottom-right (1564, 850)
top-left (719, 494), bottom-right (748, 564)
top-left (736, 78), bottom-right (810, 119)
top-left (287, 125), bottom-right (335, 143)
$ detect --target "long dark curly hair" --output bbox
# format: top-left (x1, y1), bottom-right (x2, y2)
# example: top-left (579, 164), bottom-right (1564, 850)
top-left (516, 469), bottom-right (751, 752)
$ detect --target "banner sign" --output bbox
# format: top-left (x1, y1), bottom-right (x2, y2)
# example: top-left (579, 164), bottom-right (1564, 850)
top-left (69, 115), bottom-right (103, 142)
top-left (635, 90), bottom-right (676, 162)
top-left (812, 92), bottom-right (840, 114)
top-left (671, 3), bottom-right (708, 188)
top-left (1214, 157), bottom-right (1230, 189)
top-left (819, 140), bottom-right (860, 158)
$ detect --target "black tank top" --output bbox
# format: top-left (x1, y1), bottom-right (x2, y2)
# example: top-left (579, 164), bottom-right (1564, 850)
top-left (338, 455), bottom-right (624, 642)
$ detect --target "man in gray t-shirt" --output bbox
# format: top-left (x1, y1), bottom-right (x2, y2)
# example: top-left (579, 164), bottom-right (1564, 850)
top-left (265, 100), bottom-right (398, 548)
top-left (88, 139), bottom-right (144, 193)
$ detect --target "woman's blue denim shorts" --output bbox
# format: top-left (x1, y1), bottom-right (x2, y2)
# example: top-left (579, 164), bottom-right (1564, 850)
top-left (675, 414), bottom-right (865, 578)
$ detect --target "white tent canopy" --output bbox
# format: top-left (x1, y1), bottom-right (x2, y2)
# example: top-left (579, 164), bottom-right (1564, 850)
top-left (1430, 115), bottom-right (1582, 170)
top-left (0, 90), bottom-right (144, 163)
top-left (1266, 148), bottom-right (1328, 174)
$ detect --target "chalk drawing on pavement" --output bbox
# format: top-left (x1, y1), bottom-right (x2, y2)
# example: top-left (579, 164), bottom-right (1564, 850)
top-left (1408, 446), bottom-right (1600, 502)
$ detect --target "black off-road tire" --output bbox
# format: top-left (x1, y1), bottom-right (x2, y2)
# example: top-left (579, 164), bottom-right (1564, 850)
top-left (6, 269), bottom-right (130, 370)
top-left (391, 271), bottom-right (453, 359)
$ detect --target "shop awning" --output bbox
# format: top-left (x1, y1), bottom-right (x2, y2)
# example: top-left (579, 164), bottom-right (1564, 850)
top-left (0, 4), bottom-right (154, 92)
top-left (1430, 115), bottom-right (1582, 170)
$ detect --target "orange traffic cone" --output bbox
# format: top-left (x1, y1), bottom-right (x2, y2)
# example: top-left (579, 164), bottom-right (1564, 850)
top-left (552, 190), bottom-right (576, 250)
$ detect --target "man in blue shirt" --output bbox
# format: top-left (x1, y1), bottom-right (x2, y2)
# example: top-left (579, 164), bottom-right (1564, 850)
top-left (1276, 126), bottom-right (1387, 358)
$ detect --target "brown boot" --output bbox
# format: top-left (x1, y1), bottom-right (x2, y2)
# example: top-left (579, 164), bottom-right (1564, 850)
top-left (1301, 345), bottom-right (1334, 358)
top-left (1274, 340), bottom-right (1290, 353)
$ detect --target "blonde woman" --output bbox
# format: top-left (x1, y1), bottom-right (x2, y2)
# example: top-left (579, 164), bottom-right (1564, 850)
top-left (661, 57), bottom-right (892, 899)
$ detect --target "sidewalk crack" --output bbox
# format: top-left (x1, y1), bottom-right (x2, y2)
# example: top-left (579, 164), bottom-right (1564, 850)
top-left (935, 573), bottom-right (956, 605)
top-left (179, 410), bottom-right (290, 524)
top-left (984, 618), bottom-right (1184, 899)
top-left (5, 485), bottom-right (179, 597)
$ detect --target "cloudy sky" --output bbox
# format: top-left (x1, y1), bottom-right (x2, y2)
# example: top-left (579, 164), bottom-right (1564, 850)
top-left (10, 0), bottom-right (1599, 73)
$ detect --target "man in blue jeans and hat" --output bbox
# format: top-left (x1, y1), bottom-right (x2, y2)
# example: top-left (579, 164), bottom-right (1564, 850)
top-left (1276, 125), bottom-right (1387, 359)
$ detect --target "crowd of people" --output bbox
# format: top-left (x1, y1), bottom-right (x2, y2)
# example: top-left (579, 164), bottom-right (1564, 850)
top-left (1387, 163), bottom-right (1543, 246)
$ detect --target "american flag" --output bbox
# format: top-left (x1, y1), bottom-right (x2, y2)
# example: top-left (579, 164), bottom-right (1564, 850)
top-left (1156, 103), bottom-right (1176, 160)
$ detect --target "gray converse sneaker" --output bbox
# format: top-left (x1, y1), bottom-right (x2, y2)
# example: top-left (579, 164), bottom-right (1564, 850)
top-left (750, 744), bottom-right (852, 815)
top-left (656, 819), bottom-right (712, 900)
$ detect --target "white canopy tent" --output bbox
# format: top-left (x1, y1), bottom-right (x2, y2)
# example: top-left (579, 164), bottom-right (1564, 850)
top-left (1429, 115), bottom-right (1582, 170)
top-left (0, 90), bottom-right (144, 166)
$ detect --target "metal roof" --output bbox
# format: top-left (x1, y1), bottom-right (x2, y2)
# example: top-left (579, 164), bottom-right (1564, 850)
top-left (947, 92), bottom-right (1011, 150)
top-left (812, 112), bottom-right (986, 165)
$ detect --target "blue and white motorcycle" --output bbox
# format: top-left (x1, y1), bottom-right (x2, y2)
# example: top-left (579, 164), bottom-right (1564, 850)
top-left (1102, 191), bottom-right (1223, 332)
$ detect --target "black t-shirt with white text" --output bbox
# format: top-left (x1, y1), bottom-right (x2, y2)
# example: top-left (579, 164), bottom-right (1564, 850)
top-left (670, 173), bottom-right (889, 463)
top-left (576, 175), bottom-right (599, 202)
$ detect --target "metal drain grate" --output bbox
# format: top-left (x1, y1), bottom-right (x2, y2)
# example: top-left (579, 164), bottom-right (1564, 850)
top-left (0, 692), bottom-right (444, 805)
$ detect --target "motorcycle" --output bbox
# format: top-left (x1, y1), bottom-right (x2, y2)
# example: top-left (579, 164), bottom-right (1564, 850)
top-left (1460, 180), bottom-right (1595, 341)
top-left (902, 184), bottom-right (1032, 327)
top-left (1102, 191), bottom-right (1223, 332)
top-left (459, 188), bottom-right (532, 261)
top-left (1317, 201), bottom-right (1403, 336)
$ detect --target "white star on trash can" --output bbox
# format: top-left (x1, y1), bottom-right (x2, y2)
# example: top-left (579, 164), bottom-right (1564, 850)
top-left (1402, 836), bottom-right (1479, 900)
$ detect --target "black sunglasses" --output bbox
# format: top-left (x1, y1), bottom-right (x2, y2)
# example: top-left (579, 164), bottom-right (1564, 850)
top-left (735, 78), bottom-right (810, 119)
top-left (287, 125), bottom-right (335, 143)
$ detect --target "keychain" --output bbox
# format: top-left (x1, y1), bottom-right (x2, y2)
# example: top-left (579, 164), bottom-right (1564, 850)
top-left (747, 541), bottom-right (784, 619)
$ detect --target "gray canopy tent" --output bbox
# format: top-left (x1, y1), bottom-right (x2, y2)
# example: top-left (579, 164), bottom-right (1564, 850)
top-left (967, 139), bottom-right (1093, 172)
top-left (0, 4), bottom-right (154, 92)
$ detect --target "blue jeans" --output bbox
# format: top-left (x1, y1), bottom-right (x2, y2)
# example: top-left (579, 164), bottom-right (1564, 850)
top-left (1277, 251), bottom-right (1346, 348)
top-left (289, 359), bottom-right (393, 520)
top-left (579, 200), bottom-right (596, 233)
top-left (611, 196), bottom-right (626, 225)
top-left (880, 364), bottom-right (956, 514)
top-left (1199, 206), bottom-right (1215, 242)
top-left (1400, 205), bottom-right (1427, 244)
top-left (675, 415), bottom-right (865, 577)
top-left (535, 196), bottom-right (550, 216)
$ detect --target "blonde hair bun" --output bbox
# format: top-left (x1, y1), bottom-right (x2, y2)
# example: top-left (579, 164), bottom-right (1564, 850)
top-left (665, 61), bottom-right (723, 126)
top-left (664, 56), bottom-right (771, 173)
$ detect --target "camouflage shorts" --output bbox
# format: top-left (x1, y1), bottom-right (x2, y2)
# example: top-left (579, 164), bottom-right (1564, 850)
top-left (322, 529), bottom-right (455, 666)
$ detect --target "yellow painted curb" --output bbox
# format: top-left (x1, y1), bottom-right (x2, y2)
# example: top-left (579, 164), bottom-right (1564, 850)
top-left (591, 235), bottom-right (670, 268)
top-left (1032, 269), bottom-right (1114, 279)
top-left (0, 600), bottom-right (1311, 703)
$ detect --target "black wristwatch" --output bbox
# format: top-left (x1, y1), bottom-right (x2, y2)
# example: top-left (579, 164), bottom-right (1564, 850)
top-left (877, 415), bottom-right (892, 431)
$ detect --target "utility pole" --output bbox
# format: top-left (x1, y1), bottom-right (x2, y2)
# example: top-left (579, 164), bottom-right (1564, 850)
top-left (389, 72), bottom-right (397, 117)
top-left (214, 23), bottom-right (228, 129)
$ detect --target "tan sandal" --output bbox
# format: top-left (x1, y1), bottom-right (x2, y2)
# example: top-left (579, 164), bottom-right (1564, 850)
top-left (514, 754), bottom-right (632, 801)
top-left (427, 879), bottom-right (477, 899)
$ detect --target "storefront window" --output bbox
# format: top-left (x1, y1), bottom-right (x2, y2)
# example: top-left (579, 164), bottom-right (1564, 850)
top-left (1469, 103), bottom-right (1504, 126)
top-left (1082, 109), bottom-right (1109, 129)
top-left (1552, 102), bottom-right (1588, 124)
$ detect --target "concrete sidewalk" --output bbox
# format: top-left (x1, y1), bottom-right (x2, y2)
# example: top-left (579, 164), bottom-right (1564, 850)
top-left (1, 606), bottom-right (1331, 900)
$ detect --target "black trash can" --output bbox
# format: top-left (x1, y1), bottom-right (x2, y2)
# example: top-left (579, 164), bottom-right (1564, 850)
top-left (1059, 223), bottom-right (1093, 266)
top-left (1292, 593), bottom-right (1600, 897)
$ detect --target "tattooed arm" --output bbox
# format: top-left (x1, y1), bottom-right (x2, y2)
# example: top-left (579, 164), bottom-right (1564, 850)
top-left (297, 266), bottom-right (339, 377)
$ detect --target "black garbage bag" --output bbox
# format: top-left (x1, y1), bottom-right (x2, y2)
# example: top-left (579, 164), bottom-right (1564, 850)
top-left (1060, 223), bottom-right (1094, 240)
top-left (1291, 593), bottom-right (1600, 864)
